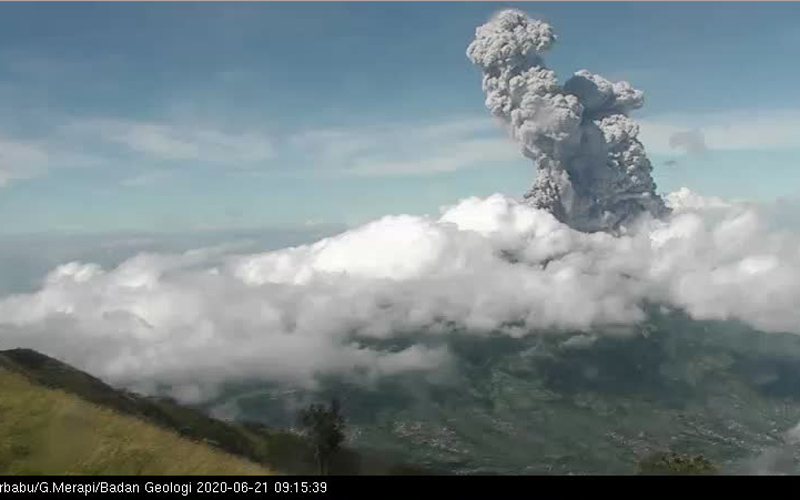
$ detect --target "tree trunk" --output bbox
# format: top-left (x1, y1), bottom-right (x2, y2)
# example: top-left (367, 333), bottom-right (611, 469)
top-left (316, 445), bottom-right (325, 475)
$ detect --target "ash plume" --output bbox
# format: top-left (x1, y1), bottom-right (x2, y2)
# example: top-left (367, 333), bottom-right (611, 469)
top-left (467, 9), bottom-right (669, 233)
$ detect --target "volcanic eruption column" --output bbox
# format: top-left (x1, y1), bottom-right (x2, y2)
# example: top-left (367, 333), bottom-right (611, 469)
top-left (467, 10), bottom-right (669, 232)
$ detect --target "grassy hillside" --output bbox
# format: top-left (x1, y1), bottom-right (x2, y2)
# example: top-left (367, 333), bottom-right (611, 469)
top-left (0, 348), bottom-right (428, 475)
top-left (0, 367), bottom-right (272, 475)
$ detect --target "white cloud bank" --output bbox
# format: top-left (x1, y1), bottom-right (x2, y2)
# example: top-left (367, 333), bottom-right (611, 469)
top-left (1, 188), bottom-right (798, 402)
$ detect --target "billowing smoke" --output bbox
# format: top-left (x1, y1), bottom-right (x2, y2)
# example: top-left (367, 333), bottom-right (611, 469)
top-left (467, 9), bottom-right (669, 232)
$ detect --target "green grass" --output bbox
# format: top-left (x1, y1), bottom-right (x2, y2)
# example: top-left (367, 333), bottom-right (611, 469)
top-left (0, 348), bottom-right (429, 475)
top-left (0, 368), bottom-right (273, 475)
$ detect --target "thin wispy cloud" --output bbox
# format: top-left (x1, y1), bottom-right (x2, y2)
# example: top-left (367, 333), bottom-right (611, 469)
top-left (0, 133), bottom-right (105, 188)
top-left (639, 108), bottom-right (800, 156)
top-left (120, 170), bottom-right (176, 188)
top-left (3, 105), bottom-right (798, 191)
top-left (2, 112), bottom-right (520, 188)
top-left (0, 116), bottom-right (280, 189)
top-left (343, 137), bottom-right (521, 177)
top-left (64, 119), bottom-right (277, 165)
top-left (0, 136), bottom-right (49, 187)
top-left (293, 116), bottom-right (521, 177)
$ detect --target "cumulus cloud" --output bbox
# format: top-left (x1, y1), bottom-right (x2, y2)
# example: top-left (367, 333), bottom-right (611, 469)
top-left (467, 9), bottom-right (668, 233)
top-left (664, 187), bottom-right (736, 211)
top-left (0, 226), bottom-right (346, 297)
top-left (1, 189), bottom-right (799, 402)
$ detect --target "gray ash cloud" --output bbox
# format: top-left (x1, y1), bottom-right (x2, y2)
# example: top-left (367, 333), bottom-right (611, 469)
top-left (467, 9), bottom-right (669, 233)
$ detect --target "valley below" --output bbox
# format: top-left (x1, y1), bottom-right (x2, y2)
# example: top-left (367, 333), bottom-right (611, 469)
top-left (209, 308), bottom-right (800, 475)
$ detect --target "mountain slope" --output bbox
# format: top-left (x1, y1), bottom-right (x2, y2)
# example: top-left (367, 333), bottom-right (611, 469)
top-left (0, 348), bottom-right (428, 475)
top-left (0, 366), bottom-right (271, 475)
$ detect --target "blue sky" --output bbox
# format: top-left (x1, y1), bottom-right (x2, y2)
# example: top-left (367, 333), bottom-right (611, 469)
top-left (0, 2), bottom-right (798, 235)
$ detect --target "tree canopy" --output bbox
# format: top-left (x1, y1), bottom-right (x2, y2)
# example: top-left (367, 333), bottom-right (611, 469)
top-left (636, 451), bottom-right (718, 475)
top-left (297, 397), bottom-right (346, 475)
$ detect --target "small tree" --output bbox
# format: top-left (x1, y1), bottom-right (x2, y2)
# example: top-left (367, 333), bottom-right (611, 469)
top-left (636, 451), bottom-right (717, 475)
top-left (297, 398), bottom-right (346, 475)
